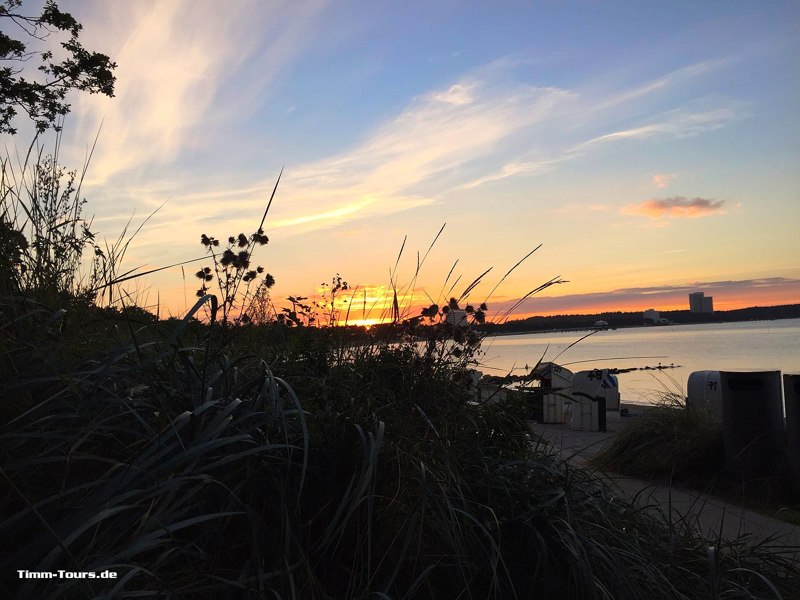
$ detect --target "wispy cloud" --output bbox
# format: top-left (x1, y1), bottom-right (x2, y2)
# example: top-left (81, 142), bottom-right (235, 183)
top-left (652, 173), bottom-right (676, 188)
top-left (622, 197), bottom-right (727, 219)
top-left (263, 79), bottom-right (575, 232)
top-left (71, 0), bottom-right (327, 184)
top-left (458, 63), bottom-right (742, 190)
top-left (144, 59), bottom-right (742, 239)
top-left (431, 80), bottom-right (479, 105)
top-left (460, 157), bottom-right (562, 189)
top-left (66, 42), bottom-right (746, 270)
top-left (270, 197), bottom-right (376, 228)
top-left (96, 71), bottom-right (577, 246)
top-left (573, 106), bottom-right (739, 151)
top-left (590, 59), bottom-right (729, 112)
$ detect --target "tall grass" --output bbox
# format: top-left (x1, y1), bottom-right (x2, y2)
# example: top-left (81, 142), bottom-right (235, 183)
top-left (594, 393), bottom-right (725, 484)
top-left (1, 136), bottom-right (100, 304)
top-left (3, 293), bottom-right (799, 598)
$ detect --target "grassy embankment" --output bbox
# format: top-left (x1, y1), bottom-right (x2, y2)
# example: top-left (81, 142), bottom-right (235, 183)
top-left (2, 152), bottom-right (799, 598)
top-left (594, 394), bottom-right (800, 525)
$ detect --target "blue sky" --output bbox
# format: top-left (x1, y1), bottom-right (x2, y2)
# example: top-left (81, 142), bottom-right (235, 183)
top-left (13, 0), bottom-right (799, 318)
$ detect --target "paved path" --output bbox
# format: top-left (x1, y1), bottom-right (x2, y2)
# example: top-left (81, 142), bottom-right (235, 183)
top-left (530, 411), bottom-right (800, 552)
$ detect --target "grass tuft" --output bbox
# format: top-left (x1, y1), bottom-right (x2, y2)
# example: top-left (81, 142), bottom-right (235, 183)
top-left (594, 394), bottom-right (725, 485)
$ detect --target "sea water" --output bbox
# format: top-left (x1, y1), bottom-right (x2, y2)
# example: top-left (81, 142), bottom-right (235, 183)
top-left (477, 318), bottom-right (800, 404)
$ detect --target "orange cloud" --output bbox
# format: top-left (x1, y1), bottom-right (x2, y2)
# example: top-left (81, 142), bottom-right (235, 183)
top-left (622, 196), bottom-right (726, 219)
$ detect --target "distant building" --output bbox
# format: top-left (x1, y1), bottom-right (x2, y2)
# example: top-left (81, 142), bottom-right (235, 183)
top-left (689, 292), bottom-right (714, 314)
top-left (643, 309), bottom-right (660, 322)
top-left (593, 320), bottom-right (609, 329)
top-left (689, 292), bottom-right (703, 312)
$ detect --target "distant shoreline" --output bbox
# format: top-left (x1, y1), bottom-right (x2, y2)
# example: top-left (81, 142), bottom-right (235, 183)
top-left (485, 316), bottom-right (798, 338)
top-left (480, 304), bottom-right (800, 337)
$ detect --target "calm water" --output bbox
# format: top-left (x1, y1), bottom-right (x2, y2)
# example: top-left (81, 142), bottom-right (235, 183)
top-left (477, 318), bottom-right (800, 404)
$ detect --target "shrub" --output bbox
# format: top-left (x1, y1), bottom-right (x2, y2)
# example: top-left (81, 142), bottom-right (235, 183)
top-left (593, 395), bottom-right (725, 485)
top-left (3, 310), bottom-right (799, 598)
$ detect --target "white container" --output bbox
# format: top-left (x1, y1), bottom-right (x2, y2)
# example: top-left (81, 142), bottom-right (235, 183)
top-left (537, 363), bottom-right (574, 424)
top-left (601, 373), bottom-right (620, 411)
top-left (570, 369), bottom-right (606, 431)
top-left (543, 394), bottom-right (567, 424)
top-left (570, 396), bottom-right (598, 431)
top-left (687, 370), bottom-right (722, 418)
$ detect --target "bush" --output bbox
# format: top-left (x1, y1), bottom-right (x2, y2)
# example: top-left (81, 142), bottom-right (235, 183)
top-left (2, 309), bottom-right (799, 599)
top-left (593, 395), bottom-right (725, 485)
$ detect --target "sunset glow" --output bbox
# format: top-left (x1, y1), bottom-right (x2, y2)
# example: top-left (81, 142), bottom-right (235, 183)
top-left (6, 1), bottom-right (798, 320)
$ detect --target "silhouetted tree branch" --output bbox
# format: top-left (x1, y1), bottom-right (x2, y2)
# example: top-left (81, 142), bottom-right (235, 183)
top-left (0, 0), bottom-right (116, 134)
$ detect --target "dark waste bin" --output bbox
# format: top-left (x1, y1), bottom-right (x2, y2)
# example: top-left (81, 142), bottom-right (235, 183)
top-left (785, 374), bottom-right (800, 495)
top-left (720, 371), bottom-right (784, 479)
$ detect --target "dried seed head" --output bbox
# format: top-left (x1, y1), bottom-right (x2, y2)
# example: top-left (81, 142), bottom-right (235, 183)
top-left (252, 232), bottom-right (269, 245)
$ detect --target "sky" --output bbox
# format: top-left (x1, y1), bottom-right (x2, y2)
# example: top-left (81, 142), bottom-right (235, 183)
top-left (5, 0), bottom-right (800, 322)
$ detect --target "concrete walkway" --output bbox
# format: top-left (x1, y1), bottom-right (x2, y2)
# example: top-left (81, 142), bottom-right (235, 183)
top-left (530, 413), bottom-right (800, 551)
